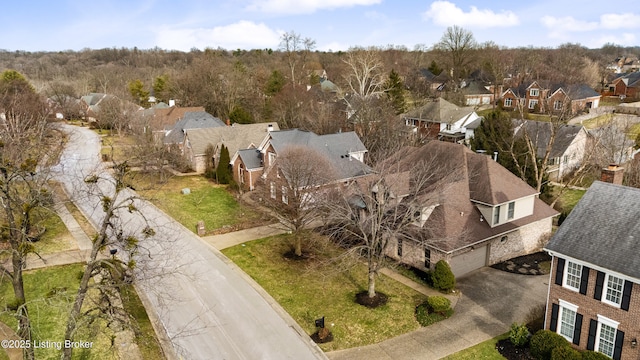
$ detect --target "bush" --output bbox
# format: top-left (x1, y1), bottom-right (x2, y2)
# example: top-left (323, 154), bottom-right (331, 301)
top-left (509, 322), bottom-right (530, 347)
top-left (427, 296), bottom-right (451, 315)
top-left (581, 351), bottom-right (611, 360)
top-left (431, 260), bottom-right (455, 291)
top-left (551, 346), bottom-right (581, 360)
top-left (414, 301), bottom-right (453, 326)
top-left (530, 329), bottom-right (571, 360)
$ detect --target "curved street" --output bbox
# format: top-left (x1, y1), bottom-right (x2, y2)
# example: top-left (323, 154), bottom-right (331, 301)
top-left (52, 124), bottom-right (326, 360)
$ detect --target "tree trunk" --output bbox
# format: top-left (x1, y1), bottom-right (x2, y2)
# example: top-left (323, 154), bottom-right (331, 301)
top-left (62, 262), bottom-right (94, 360)
top-left (12, 257), bottom-right (35, 360)
top-left (367, 259), bottom-right (377, 298)
top-left (294, 235), bottom-right (302, 257)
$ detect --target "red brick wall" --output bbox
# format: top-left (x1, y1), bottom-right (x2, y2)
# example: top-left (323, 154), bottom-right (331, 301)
top-left (546, 257), bottom-right (640, 359)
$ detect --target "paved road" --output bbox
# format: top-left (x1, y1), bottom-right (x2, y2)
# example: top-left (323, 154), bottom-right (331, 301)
top-left (53, 124), bottom-right (326, 360)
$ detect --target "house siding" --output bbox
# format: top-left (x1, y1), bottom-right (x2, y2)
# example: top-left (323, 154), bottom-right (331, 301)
top-left (489, 217), bottom-right (552, 265)
top-left (546, 257), bottom-right (640, 359)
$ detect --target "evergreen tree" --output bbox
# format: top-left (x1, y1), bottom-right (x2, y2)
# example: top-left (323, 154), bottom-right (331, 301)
top-left (152, 75), bottom-right (170, 103)
top-left (385, 69), bottom-right (406, 115)
top-left (229, 105), bottom-right (253, 124)
top-left (265, 70), bottom-right (285, 96)
top-left (216, 145), bottom-right (231, 184)
top-left (427, 60), bottom-right (443, 76)
top-left (128, 79), bottom-right (149, 107)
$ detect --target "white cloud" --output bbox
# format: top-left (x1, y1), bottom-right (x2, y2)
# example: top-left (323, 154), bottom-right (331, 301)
top-left (247, 0), bottom-right (381, 14)
top-left (155, 21), bottom-right (281, 51)
top-left (422, 1), bottom-right (519, 28)
top-left (591, 33), bottom-right (637, 47)
top-left (540, 16), bottom-right (598, 37)
top-left (599, 13), bottom-right (640, 29)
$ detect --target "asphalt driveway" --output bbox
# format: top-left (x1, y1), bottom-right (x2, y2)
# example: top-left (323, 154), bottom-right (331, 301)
top-left (327, 267), bottom-right (549, 360)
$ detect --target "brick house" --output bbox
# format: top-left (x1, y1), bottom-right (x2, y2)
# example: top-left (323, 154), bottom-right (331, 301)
top-left (605, 72), bottom-right (640, 100)
top-left (501, 81), bottom-right (600, 113)
top-left (544, 179), bottom-right (640, 359)
top-left (402, 98), bottom-right (481, 144)
top-left (381, 141), bottom-right (558, 277)
top-left (231, 129), bottom-right (371, 191)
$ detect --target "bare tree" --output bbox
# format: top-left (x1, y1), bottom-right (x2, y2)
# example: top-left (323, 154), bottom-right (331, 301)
top-left (434, 25), bottom-right (477, 83)
top-left (62, 161), bottom-right (155, 360)
top-left (323, 147), bottom-right (462, 302)
top-left (257, 146), bottom-right (336, 257)
top-left (279, 31), bottom-right (316, 86)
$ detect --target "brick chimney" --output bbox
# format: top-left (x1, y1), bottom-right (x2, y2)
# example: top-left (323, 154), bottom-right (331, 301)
top-left (601, 164), bottom-right (624, 185)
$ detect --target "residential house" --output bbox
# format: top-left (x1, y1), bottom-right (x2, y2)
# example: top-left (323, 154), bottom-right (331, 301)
top-left (382, 141), bottom-right (558, 277)
top-left (460, 80), bottom-right (494, 106)
top-left (418, 69), bottom-right (449, 92)
top-left (163, 111), bottom-right (226, 151)
top-left (80, 93), bottom-right (108, 121)
top-left (607, 57), bottom-right (640, 74)
top-left (501, 81), bottom-right (601, 113)
top-left (606, 72), bottom-right (640, 100)
top-left (232, 129), bottom-right (371, 191)
top-left (182, 122), bottom-right (279, 173)
top-left (514, 121), bottom-right (590, 181)
top-left (402, 98), bottom-right (481, 144)
top-left (137, 105), bottom-right (205, 136)
top-left (544, 179), bottom-right (640, 360)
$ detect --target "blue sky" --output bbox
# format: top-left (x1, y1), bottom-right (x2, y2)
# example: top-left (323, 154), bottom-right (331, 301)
top-left (1, 0), bottom-right (638, 52)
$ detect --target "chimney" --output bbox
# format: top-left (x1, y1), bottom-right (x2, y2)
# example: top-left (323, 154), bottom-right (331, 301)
top-left (267, 124), bottom-right (273, 132)
top-left (226, 119), bottom-right (231, 126)
top-left (493, 151), bottom-right (498, 162)
top-left (169, 99), bottom-right (175, 107)
top-left (601, 164), bottom-right (624, 185)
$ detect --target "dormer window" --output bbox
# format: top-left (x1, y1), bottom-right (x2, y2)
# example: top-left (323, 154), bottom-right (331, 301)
top-left (507, 202), bottom-right (515, 220)
top-left (493, 205), bottom-right (501, 225)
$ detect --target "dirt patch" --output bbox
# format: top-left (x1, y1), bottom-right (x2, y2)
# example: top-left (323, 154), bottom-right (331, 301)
top-left (491, 252), bottom-right (551, 276)
top-left (496, 338), bottom-right (536, 360)
top-left (355, 291), bottom-right (388, 308)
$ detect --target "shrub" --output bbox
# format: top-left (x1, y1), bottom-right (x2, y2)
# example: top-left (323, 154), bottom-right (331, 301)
top-left (427, 296), bottom-right (451, 315)
top-left (509, 322), bottom-right (530, 347)
top-left (415, 300), bottom-right (453, 327)
top-left (530, 329), bottom-right (571, 360)
top-left (581, 351), bottom-right (611, 360)
top-left (431, 260), bottom-right (455, 291)
top-left (551, 346), bottom-right (581, 360)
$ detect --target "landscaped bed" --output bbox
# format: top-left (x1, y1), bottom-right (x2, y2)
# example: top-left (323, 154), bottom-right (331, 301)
top-left (222, 233), bottom-right (430, 351)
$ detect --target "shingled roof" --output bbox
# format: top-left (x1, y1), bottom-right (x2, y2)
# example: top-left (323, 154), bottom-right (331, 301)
top-left (383, 141), bottom-right (557, 252)
top-left (267, 129), bottom-right (372, 182)
top-left (184, 122), bottom-right (279, 157)
top-left (545, 181), bottom-right (640, 280)
top-left (163, 111), bottom-right (225, 145)
top-left (403, 98), bottom-right (476, 124)
top-left (514, 121), bottom-right (586, 158)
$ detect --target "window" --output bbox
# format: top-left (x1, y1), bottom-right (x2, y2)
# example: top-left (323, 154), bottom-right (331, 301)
top-left (563, 155), bottom-right (569, 164)
top-left (270, 182), bottom-right (276, 199)
top-left (604, 274), bottom-right (624, 306)
top-left (397, 239), bottom-right (403, 257)
top-left (493, 205), bottom-right (501, 225)
top-left (530, 88), bottom-right (539, 97)
top-left (281, 186), bottom-right (288, 204)
top-left (596, 316), bottom-right (619, 358)
top-left (507, 202), bottom-right (515, 220)
top-left (558, 301), bottom-right (578, 342)
top-left (528, 99), bottom-right (538, 109)
top-left (504, 98), bottom-right (513, 107)
top-left (554, 100), bottom-right (563, 110)
top-left (424, 248), bottom-right (431, 268)
top-left (564, 261), bottom-right (582, 291)
top-left (445, 123), bottom-right (452, 131)
top-left (267, 152), bottom-right (276, 166)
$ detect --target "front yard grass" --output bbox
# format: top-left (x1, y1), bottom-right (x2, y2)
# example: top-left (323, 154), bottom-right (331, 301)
top-left (222, 234), bottom-right (429, 351)
top-left (132, 173), bottom-right (267, 234)
top-left (581, 113), bottom-right (614, 129)
top-left (553, 186), bottom-right (587, 214)
top-left (442, 333), bottom-right (507, 359)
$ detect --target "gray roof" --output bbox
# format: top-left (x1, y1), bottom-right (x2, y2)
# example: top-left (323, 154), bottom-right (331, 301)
top-left (267, 129), bottom-right (372, 181)
top-left (515, 120), bottom-right (585, 158)
top-left (461, 81), bottom-right (492, 95)
top-left (185, 122), bottom-right (279, 157)
top-left (238, 148), bottom-right (263, 170)
top-left (545, 181), bottom-right (640, 280)
top-left (404, 98), bottom-right (476, 124)
top-left (164, 111), bottom-right (225, 145)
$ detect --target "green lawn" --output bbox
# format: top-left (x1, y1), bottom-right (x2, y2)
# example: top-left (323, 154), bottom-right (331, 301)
top-left (581, 114), bottom-right (614, 129)
top-left (222, 234), bottom-right (429, 352)
top-left (554, 187), bottom-right (587, 214)
top-left (32, 208), bottom-right (76, 254)
top-left (133, 174), bottom-right (267, 234)
top-left (443, 334), bottom-right (507, 359)
top-left (0, 264), bottom-right (114, 360)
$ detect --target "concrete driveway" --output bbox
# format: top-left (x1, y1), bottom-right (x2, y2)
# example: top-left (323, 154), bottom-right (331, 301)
top-left (328, 267), bottom-right (549, 360)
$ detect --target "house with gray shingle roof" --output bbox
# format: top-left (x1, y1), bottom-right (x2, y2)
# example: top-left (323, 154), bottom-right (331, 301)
top-left (514, 120), bottom-right (590, 181)
top-left (501, 81), bottom-right (601, 114)
top-left (380, 141), bottom-right (558, 277)
top-left (182, 122), bottom-right (279, 173)
top-left (402, 97), bottom-right (481, 144)
top-left (544, 180), bottom-right (640, 359)
top-left (607, 72), bottom-right (640, 100)
top-left (231, 129), bottom-right (372, 191)
top-left (163, 111), bottom-right (225, 151)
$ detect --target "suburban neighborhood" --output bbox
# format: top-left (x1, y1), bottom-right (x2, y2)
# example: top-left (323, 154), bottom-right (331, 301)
top-left (1, 3), bottom-right (640, 360)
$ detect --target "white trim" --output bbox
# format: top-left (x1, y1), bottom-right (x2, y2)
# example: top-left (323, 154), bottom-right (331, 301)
top-left (601, 274), bottom-right (624, 308)
top-left (557, 300), bottom-right (578, 342)
top-left (558, 299), bottom-right (578, 312)
top-left (562, 260), bottom-right (582, 292)
top-left (595, 315), bottom-right (619, 357)
top-left (597, 314), bottom-right (619, 329)
top-left (543, 251), bottom-right (640, 284)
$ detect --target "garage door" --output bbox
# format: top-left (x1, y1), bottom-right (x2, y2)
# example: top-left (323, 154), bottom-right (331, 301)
top-left (449, 245), bottom-right (487, 278)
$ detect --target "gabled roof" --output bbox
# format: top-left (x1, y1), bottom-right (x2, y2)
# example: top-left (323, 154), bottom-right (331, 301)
top-left (403, 98), bottom-right (476, 124)
top-left (419, 69), bottom-right (448, 83)
top-left (163, 111), bottom-right (225, 145)
top-left (266, 129), bottom-right (372, 182)
top-left (147, 106), bottom-right (206, 131)
top-left (514, 121), bottom-right (586, 158)
top-left (237, 148), bottom-right (263, 170)
top-left (613, 72), bottom-right (640, 87)
top-left (81, 93), bottom-right (106, 106)
top-left (382, 141), bottom-right (557, 252)
top-left (460, 81), bottom-right (492, 95)
top-left (184, 122), bottom-right (279, 157)
top-left (545, 181), bottom-right (640, 280)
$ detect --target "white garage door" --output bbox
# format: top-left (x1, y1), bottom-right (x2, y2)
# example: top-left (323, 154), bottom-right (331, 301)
top-left (449, 245), bottom-right (487, 278)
